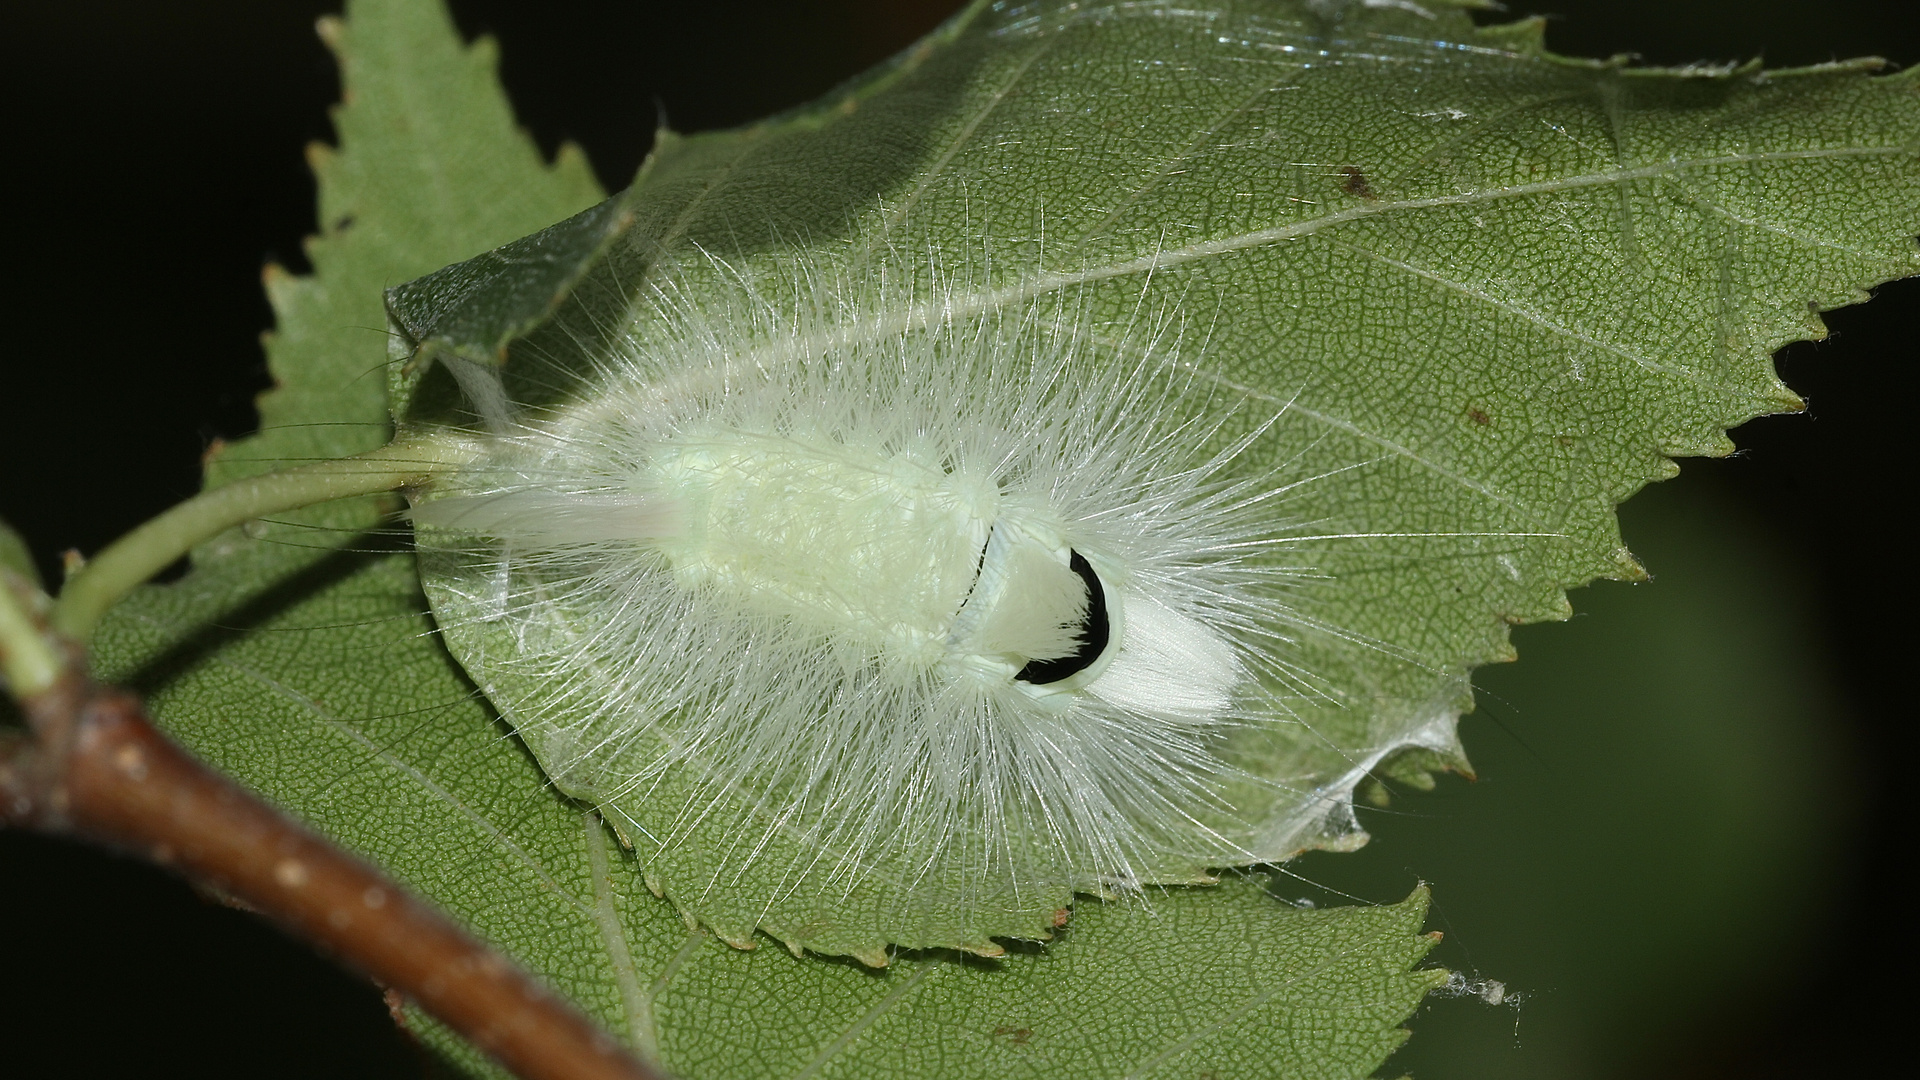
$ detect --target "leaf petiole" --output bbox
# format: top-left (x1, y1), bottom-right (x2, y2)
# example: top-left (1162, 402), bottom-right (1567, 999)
top-left (50, 432), bottom-right (475, 643)
top-left (0, 573), bottom-right (60, 698)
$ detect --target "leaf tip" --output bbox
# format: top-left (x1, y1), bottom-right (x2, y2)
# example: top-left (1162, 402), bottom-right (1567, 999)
top-left (466, 32), bottom-right (502, 68)
top-left (850, 945), bottom-right (891, 969)
top-left (1609, 546), bottom-right (1650, 583)
top-left (1469, 14), bottom-right (1549, 56)
top-left (314, 14), bottom-right (343, 52)
top-left (303, 140), bottom-right (336, 174)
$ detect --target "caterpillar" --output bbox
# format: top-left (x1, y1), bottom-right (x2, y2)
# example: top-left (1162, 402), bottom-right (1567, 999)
top-left (409, 268), bottom-right (1337, 958)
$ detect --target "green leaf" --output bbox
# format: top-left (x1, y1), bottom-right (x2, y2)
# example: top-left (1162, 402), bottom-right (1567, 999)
top-left (383, 192), bottom-right (635, 417)
top-left (396, 0), bottom-right (1919, 956)
top-left (202, 0), bottom-right (604, 505)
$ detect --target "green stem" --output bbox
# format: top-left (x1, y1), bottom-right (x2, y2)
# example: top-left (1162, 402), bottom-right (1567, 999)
top-left (50, 434), bottom-right (473, 643)
top-left (1, 575), bottom-right (60, 698)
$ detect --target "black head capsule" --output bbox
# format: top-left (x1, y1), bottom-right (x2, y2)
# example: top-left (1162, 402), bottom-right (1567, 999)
top-left (1015, 551), bottom-right (1110, 685)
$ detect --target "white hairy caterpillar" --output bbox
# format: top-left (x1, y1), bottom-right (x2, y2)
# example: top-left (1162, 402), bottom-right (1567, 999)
top-left (410, 269), bottom-right (1336, 957)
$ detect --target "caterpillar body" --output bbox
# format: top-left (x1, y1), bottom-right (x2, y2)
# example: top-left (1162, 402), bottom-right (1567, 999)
top-left (411, 281), bottom-right (1332, 961)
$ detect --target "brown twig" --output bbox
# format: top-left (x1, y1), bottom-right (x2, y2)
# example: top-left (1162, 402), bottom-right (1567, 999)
top-left (1, 635), bottom-right (666, 1080)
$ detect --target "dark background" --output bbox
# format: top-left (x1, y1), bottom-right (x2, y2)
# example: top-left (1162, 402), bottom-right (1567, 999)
top-left (1, 2), bottom-right (1911, 1077)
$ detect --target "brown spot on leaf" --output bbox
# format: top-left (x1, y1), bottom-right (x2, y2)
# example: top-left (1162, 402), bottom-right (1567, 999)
top-left (1339, 165), bottom-right (1376, 200)
top-left (1466, 406), bottom-right (1491, 426)
top-left (993, 1026), bottom-right (1033, 1045)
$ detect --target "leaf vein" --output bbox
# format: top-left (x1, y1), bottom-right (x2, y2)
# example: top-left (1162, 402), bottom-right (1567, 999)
top-left (1318, 235), bottom-right (1705, 385)
top-left (584, 811), bottom-right (655, 1058)
top-left (857, 36), bottom-right (1060, 268)
top-left (791, 958), bottom-right (942, 1079)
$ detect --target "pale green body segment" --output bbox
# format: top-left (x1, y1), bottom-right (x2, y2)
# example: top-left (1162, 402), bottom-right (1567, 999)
top-left (648, 431), bottom-right (1002, 668)
top-left (607, 425), bottom-right (1113, 699)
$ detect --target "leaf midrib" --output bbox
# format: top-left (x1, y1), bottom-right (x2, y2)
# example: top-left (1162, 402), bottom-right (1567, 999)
top-left (676, 143), bottom-right (1909, 385)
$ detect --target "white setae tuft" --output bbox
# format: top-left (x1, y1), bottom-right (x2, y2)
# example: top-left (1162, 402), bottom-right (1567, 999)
top-left (411, 270), bottom-right (1328, 942)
